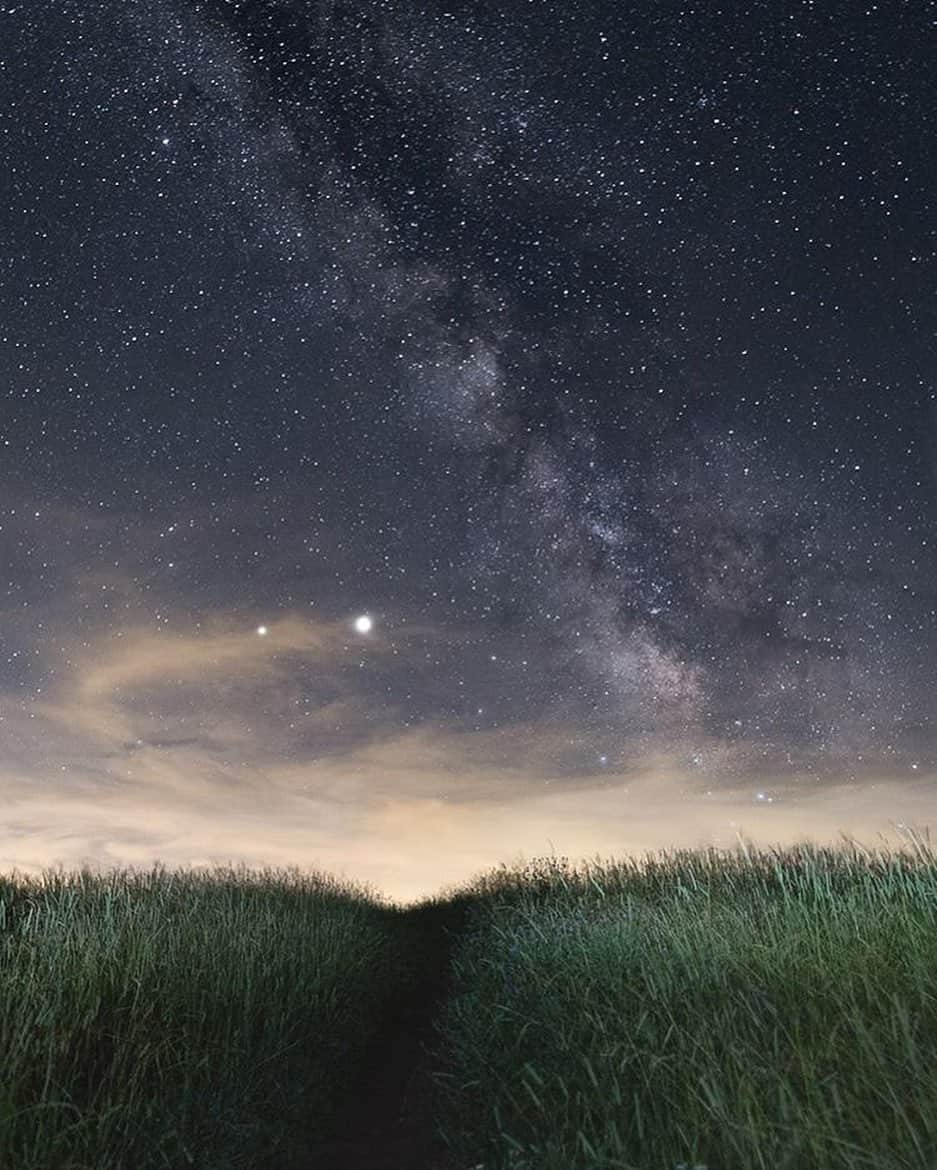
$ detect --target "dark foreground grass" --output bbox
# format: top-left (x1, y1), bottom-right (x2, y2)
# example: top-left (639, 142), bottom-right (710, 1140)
top-left (0, 863), bottom-right (412, 1170)
top-left (3, 843), bottom-right (937, 1170)
top-left (429, 839), bottom-right (937, 1170)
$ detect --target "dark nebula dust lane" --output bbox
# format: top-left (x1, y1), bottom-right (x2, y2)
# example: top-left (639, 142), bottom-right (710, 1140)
top-left (1, 1), bottom-right (935, 897)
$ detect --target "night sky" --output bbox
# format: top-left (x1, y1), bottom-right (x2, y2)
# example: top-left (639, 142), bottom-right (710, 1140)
top-left (2, 1), bottom-right (936, 898)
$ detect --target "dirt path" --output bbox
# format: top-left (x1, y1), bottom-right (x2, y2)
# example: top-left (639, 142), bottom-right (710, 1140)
top-left (305, 906), bottom-right (465, 1170)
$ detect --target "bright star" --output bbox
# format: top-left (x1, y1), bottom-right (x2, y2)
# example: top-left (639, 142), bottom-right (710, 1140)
top-left (256, 625), bottom-right (268, 636)
top-left (354, 614), bottom-right (373, 634)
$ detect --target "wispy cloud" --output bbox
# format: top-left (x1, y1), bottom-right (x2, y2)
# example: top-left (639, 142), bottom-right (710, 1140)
top-left (0, 610), bottom-right (932, 900)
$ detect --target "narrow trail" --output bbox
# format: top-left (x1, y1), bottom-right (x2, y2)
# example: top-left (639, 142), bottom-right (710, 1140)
top-left (305, 905), bottom-right (466, 1170)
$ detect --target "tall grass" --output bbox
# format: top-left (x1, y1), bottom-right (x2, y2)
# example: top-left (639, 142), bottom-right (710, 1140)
top-left (6, 843), bottom-right (936, 1170)
top-left (431, 840), bottom-right (937, 1170)
top-left (0, 863), bottom-right (406, 1170)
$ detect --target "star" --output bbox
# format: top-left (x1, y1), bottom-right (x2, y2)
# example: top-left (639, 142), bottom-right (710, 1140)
top-left (354, 615), bottom-right (373, 634)
top-left (256, 625), bottom-right (268, 636)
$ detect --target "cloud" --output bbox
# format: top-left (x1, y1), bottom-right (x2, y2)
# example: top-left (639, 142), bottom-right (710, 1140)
top-left (0, 531), bottom-right (932, 903)
top-left (0, 610), bottom-right (933, 901)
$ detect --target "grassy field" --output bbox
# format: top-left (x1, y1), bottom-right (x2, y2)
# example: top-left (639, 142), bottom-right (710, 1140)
top-left (430, 840), bottom-right (937, 1170)
top-left (2, 842), bottom-right (936, 1169)
top-left (0, 863), bottom-right (416, 1170)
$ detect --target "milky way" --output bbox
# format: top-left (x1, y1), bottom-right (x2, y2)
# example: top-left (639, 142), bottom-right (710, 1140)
top-left (1, 1), bottom-right (935, 895)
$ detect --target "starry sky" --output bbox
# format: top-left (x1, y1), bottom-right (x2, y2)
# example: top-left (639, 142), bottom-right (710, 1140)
top-left (2, 0), bottom-right (936, 898)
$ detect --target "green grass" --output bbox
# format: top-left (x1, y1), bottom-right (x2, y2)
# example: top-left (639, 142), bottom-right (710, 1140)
top-left (0, 862), bottom-right (409, 1170)
top-left (429, 838), bottom-right (937, 1170)
top-left (3, 842), bottom-right (937, 1170)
